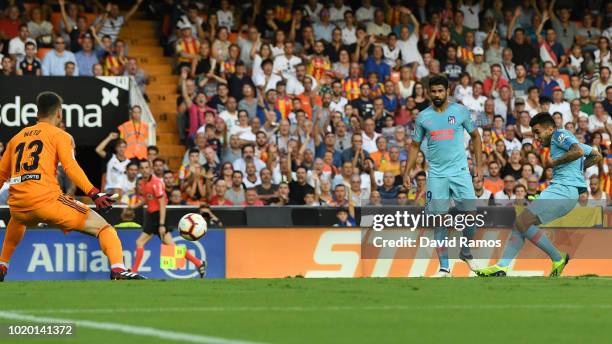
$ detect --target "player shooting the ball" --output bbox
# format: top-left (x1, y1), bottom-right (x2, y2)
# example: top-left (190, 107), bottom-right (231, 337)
top-left (0, 91), bottom-right (145, 281)
top-left (476, 112), bottom-right (602, 277)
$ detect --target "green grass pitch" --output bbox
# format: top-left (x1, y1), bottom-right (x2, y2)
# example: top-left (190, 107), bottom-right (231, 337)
top-left (1, 278), bottom-right (612, 343)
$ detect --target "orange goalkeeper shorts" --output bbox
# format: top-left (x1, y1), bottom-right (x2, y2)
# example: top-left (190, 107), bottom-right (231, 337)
top-left (10, 194), bottom-right (90, 233)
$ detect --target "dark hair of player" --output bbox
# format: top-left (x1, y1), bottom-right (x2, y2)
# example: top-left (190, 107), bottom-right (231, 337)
top-left (36, 91), bottom-right (63, 118)
top-left (529, 112), bottom-right (556, 128)
top-left (428, 74), bottom-right (449, 90)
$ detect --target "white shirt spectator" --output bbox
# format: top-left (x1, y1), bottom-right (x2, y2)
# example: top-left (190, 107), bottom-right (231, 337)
top-left (366, 22), bottom-right (391, 37)
top-left (219, 110), bottom-right (239, 131)
top-left (494, 190), bottom-right (515, 206)
top-left (341, 26), bottom-right (357, 45)
top-left (493, 98), bottom-right (511, 122)
top-left (503, 138), bottom-right (522, 152)
top-left (588, 114), bottom-right (612, 136)
top-left (382, 44), bottom-right (400, 68)
top-left (454, 85), bottom-right (473, 103)
top-left (94, 15), bottom-right (125, 42)
top-left (590, 78), bottom-right (612, 101)
top-left (216, 10), bottom-right (234, 30)
top-left (104, 155), bottom-right (130, 192)
top-left (397, 34), bottom-right (423, 66)
top-left (243, 175), bottom-right (262, 188)
top-left (587, 191), bottom-right (608, 206)
top-left (286, 76), bottom-right (317, 96)
top-left (459, 4), bottom-right (481, 30)
top-left (361, 132), bottom-right (380, 154)
top-left (253, 73), bottom-right (282, 92)
top-left (356, 6), bottom-right (376, 24)
top-left (118, 174), bottom-right (137, 204)
top-left (476, 188), bottom-right (492, 201)
top-left (329, 97), bottom-right (348, 114)
top-left (233, 158), bottom-right (266, 174)
top-left (549, 101), bottom-right (572, 126)
top-left (303, 3), bottom-right (323, 23)
top-left (462, 94), bottom-right (487, 113)
top-left (329, 5), bottom-right (351, 25)
top-left (272, 54), bottom-right (302, 79)
top-left (8, 37), bottom-right (36, 61)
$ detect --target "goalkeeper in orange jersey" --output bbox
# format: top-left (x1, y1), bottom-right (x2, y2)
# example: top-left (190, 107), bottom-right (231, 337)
top-left (0, 91), bottom-right (145, 281)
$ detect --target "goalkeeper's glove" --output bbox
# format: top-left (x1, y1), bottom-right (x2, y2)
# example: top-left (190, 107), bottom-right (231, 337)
top-left (88, 187), bottom-right (117, 213)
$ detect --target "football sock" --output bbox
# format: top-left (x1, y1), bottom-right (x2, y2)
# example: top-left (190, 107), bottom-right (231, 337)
top-left (497, 228), bottom-right (525, 268)
top-left (184, 251), bottom-right (202, 267)
top-left (524, 225), bottom-right (562, 262)
top-left (97, 225), bottom-right (126, 271)
top-left (460, 225), bottom-right (476, 257)
top-left (434, 227), bottom-right (449, 271)
top-left (0, 219), bottom-right (27, 265)
top-left (133, 247), bottom-right (144, 272)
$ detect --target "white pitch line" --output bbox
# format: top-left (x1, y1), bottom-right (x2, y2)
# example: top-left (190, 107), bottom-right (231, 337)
top-left (6, 304), bottom-right (612, 315)
top-left (0, 311), bottom-right (265, 344)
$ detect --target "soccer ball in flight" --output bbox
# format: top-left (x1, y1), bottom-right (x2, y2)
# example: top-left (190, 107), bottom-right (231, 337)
top-left (178, 213), bottom-right (208, 241)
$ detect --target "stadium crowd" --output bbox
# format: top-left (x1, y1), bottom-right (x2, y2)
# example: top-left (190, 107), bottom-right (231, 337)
top-left (1, 0), bottom-right (612, 210)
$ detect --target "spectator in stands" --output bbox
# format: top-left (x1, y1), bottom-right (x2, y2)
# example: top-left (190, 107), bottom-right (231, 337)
top-left (118, 161), bottom-right (139, 205)
top-left (152, 158), bottom-right (166, 179)
top-left (95, 132), bottom-right (129, 195)
top-left (473, 175), bottom-right (492, 205)
top-left (536, 13), bottom-right (567, 67)
top-left (94, 0), bottom-right (143, 42)
top-left (591, 67), bottom-right (611, 101)
top-left (242, 188), bottom-right (264, 206)
top-left (168, 188), bottom-right (187, 206)
top-left (16, 42), bottom-right (41, 76)
top-left (588, 175), bottom-right (608, 205)
top-left (175, 20), bottom-right (200, 72)
top-left (42, 37), bottom-right (78, 76)
top-left (199, 204), bottom-right (223, 227)
top-left (0, 5), bottom-right (21, 41)
top-left (74, 36), bottom-right (98, 77)
top-left (494, 175), bottom-right (516, 206)
top-left (114, 208), bottom-right (142, 229)
top-left (27, 6), bottom-right (53, 47)
top-left (208, 179), bottom-right (234, 205)
top-left (64, 61), bottom-right (76, 76)
top-left (8, 24), bottom-right (35, 62)
top-left (124, 57), bottom-right (149, 96)
top-left (483, 64), bottom-right (509, 98)
top-left (233, 144), bottom-right (266, 174)
top-left (92, 63), bottom-right (104, 76)
top-left (182, 163), bottom-right (209, 205)
top-left (225, 171), bottom-right (245, 204)
top-left (118, 105), bottom-right (149, 160)
top-left (484, 161), bottom-right (503, 195)
top-left (1, 56), bottom-right (14, 76)
top-left (288, 165), bottom-right (314, 205)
